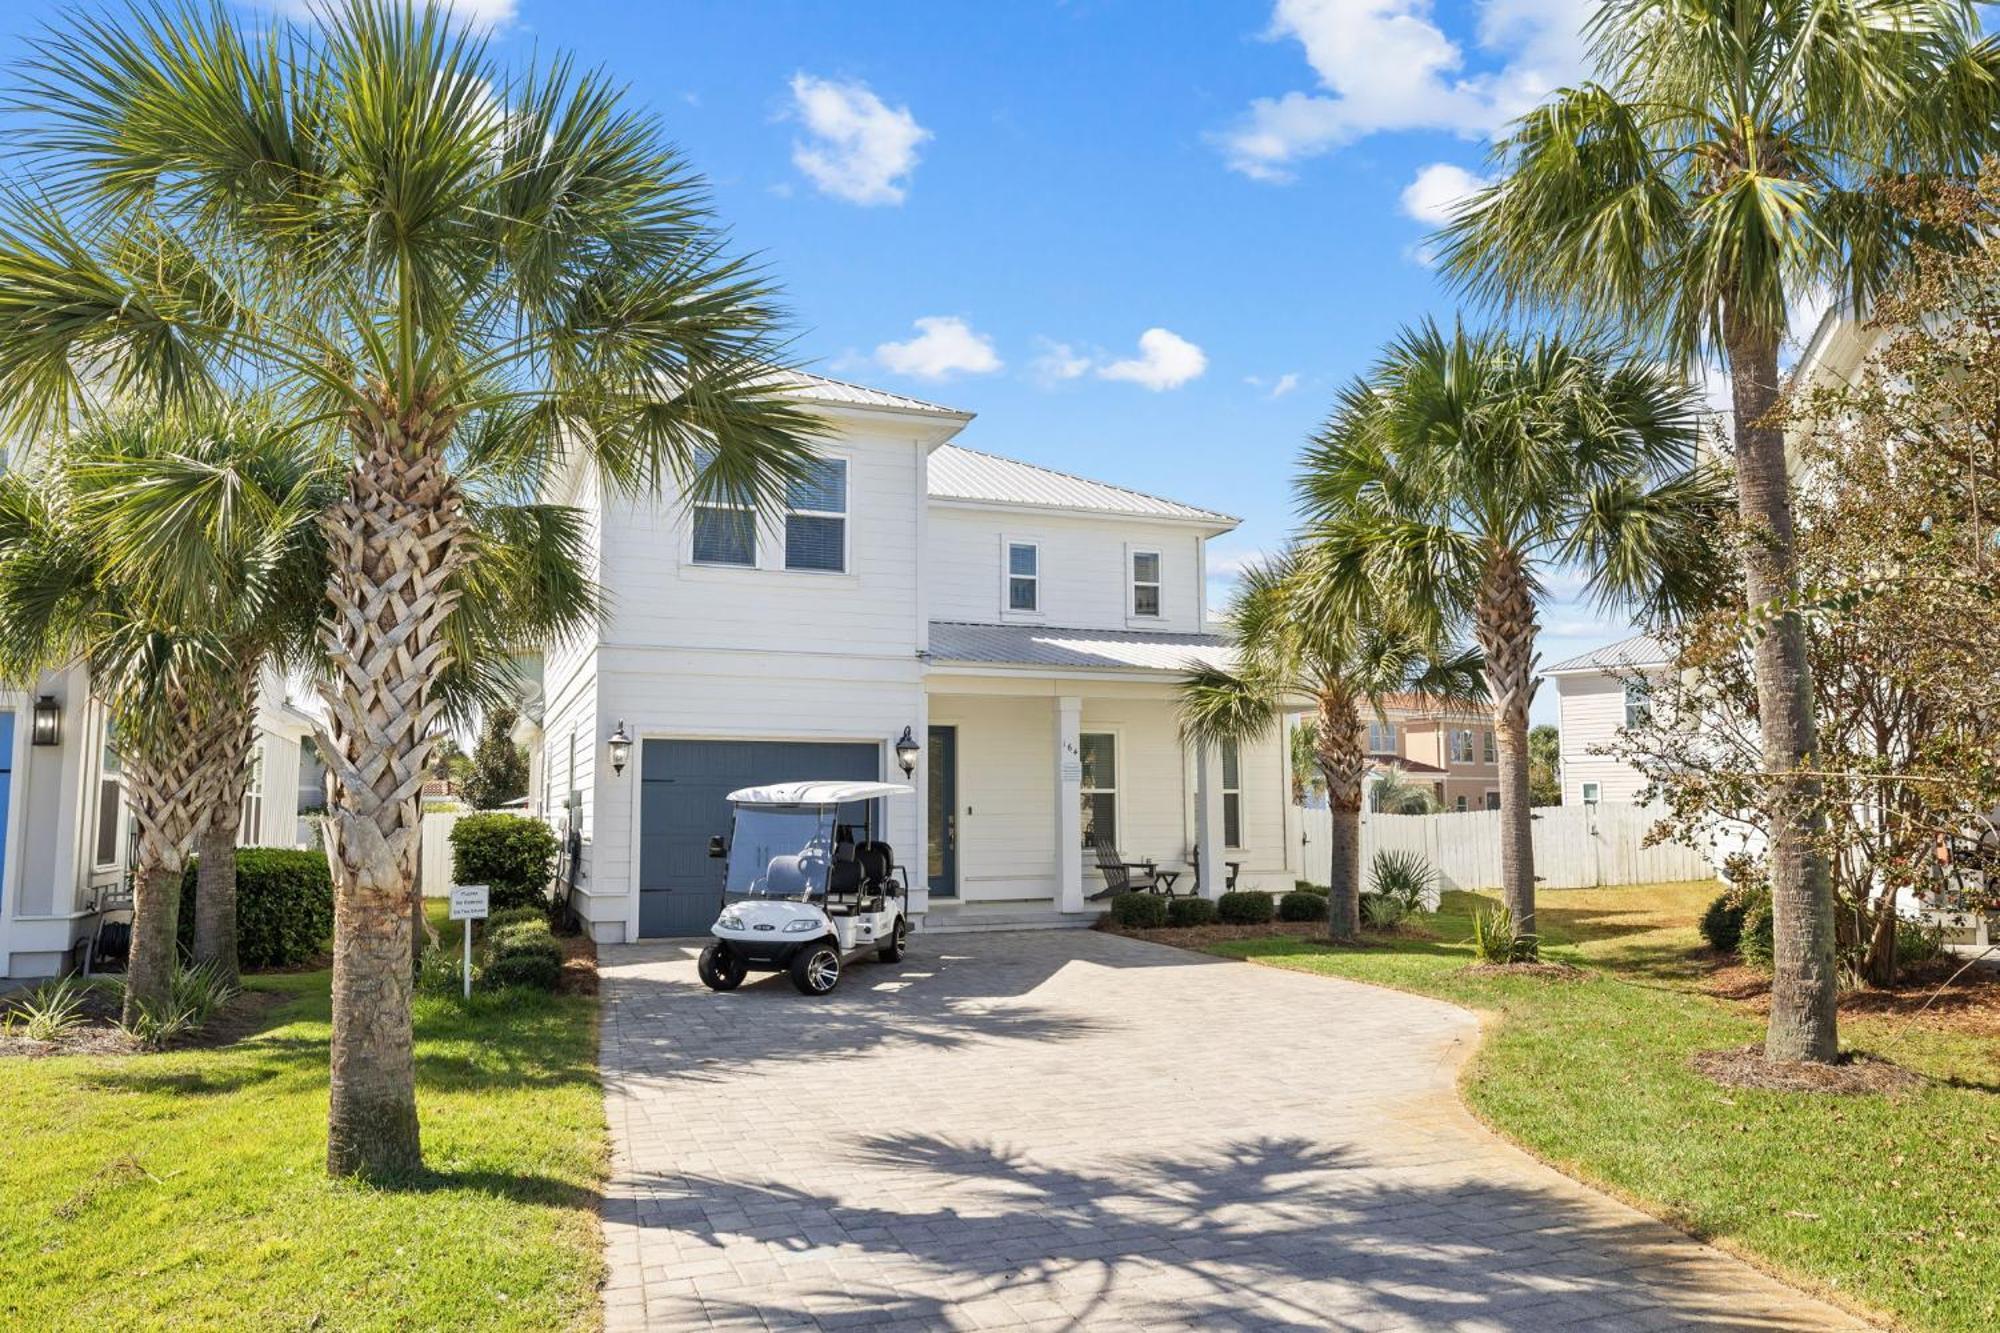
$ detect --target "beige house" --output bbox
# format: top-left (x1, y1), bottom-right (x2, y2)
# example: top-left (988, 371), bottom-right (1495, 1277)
top-left (1365, 693), bottom-right (1501, 812)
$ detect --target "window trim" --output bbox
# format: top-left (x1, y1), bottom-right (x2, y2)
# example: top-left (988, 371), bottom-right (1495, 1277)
top-left (1366, 718), bottom-right (1397, 754)
top-left (1079, 729), bottom-right (1120, 852)
top-left (1624, 680), bottom-right (1653, 729)
top-left (1484, 790), bottom-right (1500, 811)
top-left (1448, 728), bottom-right (1476, 765)
top-left (94, 720), bottom-right (125, 872)
top-left (1455, 794), bottom-right (1469, 813)
top-left (1000, 535), bottom-right (1043, 620)
top-left (1482, 729), bottom-right (1496, 764)
top-left (1221, 737), bottom-right (1242, 849)
top-left (1127, 544), bottom-right (1162, 622)
top-left (688, 485), bottom-right (758, 569)
top-left (239, 739), bottom-right (265, 846)
top-left (782, 454), bottom-right (850, 574)
top-left (1581, 781), bottom-right (1601, 804)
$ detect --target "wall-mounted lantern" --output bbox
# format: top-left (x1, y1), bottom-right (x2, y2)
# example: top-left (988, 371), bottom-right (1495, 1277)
top-left (894, 726), bottom-right (921, 777)
top-left (607, 721), bottom-right (632, 776)
top-left (31, 695), bottom-right (61, 747)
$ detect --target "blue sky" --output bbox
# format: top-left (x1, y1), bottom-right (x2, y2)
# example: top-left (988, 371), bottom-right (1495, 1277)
top-left (0, 0), bottom-right (1632, 723)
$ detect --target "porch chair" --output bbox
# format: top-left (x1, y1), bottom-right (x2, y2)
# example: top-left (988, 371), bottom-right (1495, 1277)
top-left (1087, 835), bottom-right (1177, 900)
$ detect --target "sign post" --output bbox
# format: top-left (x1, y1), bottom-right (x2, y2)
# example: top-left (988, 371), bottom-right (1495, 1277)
top-left (448, 884), bottom-right (490, 1000)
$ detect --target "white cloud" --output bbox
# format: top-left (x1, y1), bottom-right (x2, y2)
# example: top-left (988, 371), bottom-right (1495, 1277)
top-left (1098, 328), bottom-right (1207, 392)
top-left (788, 74), bottom-right (931, 206)
top-left (1400, 162), bottom-right (1492, 224)
top-left (1029, 338), bottom-right (1093, 386)
top-left (1216, 0), bottom-right (1595, 181)
top-left (1246, 372), bottom-right (1302, 398)
top-left (874, 316), bottom-right (1002, 380)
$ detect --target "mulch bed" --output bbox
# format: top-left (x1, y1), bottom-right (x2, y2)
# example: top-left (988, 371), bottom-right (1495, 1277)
top-left (1700, 951), bottom-right (2000, 1038)
top-left (1095, 918), bottom-right (1437, 949)
top-left (1690, 1043), bottom-right (1928, 1096)
top-left (0, 983), bottom-right (287, 1059)
top-left (1462, 961), bottom-right (1589, 980)
top-left (556, 930), bottom-right (598, 996)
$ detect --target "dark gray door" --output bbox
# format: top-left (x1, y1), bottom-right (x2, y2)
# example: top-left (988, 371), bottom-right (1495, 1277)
top-left (638, 739), bottom-right (880, 938)
top-left (927, 725), bottom-right (957, 897)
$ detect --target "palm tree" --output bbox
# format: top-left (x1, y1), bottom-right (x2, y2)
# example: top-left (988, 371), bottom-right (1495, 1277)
top-left (1304, 322), bottom-right (1722, 949)
top-left (1434, 0), bottom-right (2000, 1060)
top-left (1179, 549), bottom-right (1482, 939)
top-left (1369, 764), bottom-right (1440, 815)
top-left (0, 1), bottom-right (815, 1173)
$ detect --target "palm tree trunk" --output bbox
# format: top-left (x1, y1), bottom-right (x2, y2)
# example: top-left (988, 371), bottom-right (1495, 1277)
top-left (1475, 545), bottom-right (1538, 938)
top-left (118, 716), bottom-right (213, 1027)
top-left (1315, 690), bottom-right (1365, 940)
top-left (1726, 318), bottom-right (1839, 1064)
top-left (319, 401), bottom-right (466, 1178)
top-left (192, 690), bottom-right (257, 988)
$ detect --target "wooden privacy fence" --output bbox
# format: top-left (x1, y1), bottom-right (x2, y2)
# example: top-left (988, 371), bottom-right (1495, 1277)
top-left (419, 809), bottom-right (470, 896)
top-left (1301, 800), bottom-right (1713, 892)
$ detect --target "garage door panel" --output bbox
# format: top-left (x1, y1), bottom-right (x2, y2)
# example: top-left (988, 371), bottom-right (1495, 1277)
top-left (638, 739), bottom-right (879, 938)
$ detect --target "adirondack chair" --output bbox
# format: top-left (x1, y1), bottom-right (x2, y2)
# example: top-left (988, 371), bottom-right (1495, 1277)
top-left (1087, 835), bottom-right (1179, 900)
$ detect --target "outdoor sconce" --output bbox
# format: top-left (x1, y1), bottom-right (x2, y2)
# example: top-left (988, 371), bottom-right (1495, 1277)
top-left (31, 695), bottom-right (61, 747)
top-left (607, 721), bottom-right (632, 776)
top-left (894, 726), bottom-right (921, 777)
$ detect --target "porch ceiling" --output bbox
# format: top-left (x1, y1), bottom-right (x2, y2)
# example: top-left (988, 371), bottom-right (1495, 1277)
top-left (926, 620), bottom-right (1229, 674)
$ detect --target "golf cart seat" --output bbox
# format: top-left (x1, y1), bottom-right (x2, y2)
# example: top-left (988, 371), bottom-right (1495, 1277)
top-left (857, 841), bottom-right (897, 890)
top-left (763, 854), bottom-right (812, 896)
top-left (828, 834), bottom-right (862, 900)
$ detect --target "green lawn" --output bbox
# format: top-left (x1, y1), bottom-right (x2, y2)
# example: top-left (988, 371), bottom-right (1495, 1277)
top-left (0, 933), bottom-right (605, 1331)
top-left (1207, 884), bottom-right (2000, 1333)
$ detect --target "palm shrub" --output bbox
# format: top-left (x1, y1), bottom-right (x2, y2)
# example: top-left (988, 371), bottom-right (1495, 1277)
top-left (1369, 765), bottom-right (1439, 815)
top-left (1435, 0), bottom-right (2000, 1063)
top-left (1180, 548), bottom-right (1480, 940)
top-left (1305, 322), bottom-right (1721, 949)
top-left (1361, 893), bottom-right (1410, 931)
top-left (1469, 904), bottom-right (1540, 964)
top-left (4, 975), bottom-right (93, 1043)
top-left (1369, 849), bottom-right (1436, 912)
top-left (0, 0), bottom-right (820, 1174)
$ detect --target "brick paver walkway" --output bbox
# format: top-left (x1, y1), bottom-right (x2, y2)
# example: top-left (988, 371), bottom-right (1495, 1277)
top-left (599, 928), bottom-right (1870, 1331)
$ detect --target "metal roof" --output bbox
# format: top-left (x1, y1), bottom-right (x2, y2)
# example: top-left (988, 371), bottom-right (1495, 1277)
top-left (927, 621), bottom-right (1230, 673)
top-left (727, 781), bottom-right (916, 806)
top-left (769, 370), bottom-right (973, 420)
top-left (927, 445), bottom-right (1239, 527)
top-left (1543, 634), bottom-right (1668, 675)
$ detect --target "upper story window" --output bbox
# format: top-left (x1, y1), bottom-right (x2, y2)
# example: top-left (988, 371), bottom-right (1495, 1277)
top-left (1007, 541), bottom-right (1038, 612)
top-left (1624, 680), bottom-right (1652, 728)
top-left (1367, 719), bottom-right (1397, 753)
top-left (785, 457), bottom-right (848, 573)
top-left (1449, 729), bottom-right (1476, 764)
top-left (1130, 549), bottom-right (1161, 618)
top-left (690, 450), bottom-right (755, 567)
top-left (1483, 729), bottom-right (1496, 763)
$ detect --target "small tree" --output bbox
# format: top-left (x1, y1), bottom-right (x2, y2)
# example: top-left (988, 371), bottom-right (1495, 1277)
top-left (1528, 725), bottom-right (1561, 807)
top-left (461, 706), bottom-right (529, 810)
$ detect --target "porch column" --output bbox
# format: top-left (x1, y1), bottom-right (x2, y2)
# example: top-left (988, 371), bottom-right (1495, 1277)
top-left (1195, 740), bottom-right (1224, 899)
top-left (1055, 696), bottom-right (1084, 913)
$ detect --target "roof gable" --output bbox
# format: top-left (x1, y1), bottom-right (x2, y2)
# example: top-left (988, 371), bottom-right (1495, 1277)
top-left (927, 444), bottom-right (1237, 527)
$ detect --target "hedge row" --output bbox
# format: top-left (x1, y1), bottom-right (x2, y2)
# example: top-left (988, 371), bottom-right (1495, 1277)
top-left (176, 849), bottom-right (335, 970)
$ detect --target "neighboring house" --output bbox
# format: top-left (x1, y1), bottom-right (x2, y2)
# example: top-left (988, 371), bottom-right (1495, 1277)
top-left (513, 372), bottom-right (1315, 941)
top-left (0, 668), bottom-right (316, 980)
top-left (1361, 693), bottom-right (1502, 812)
top-left (1545, 635), bottom-right (1669, 806)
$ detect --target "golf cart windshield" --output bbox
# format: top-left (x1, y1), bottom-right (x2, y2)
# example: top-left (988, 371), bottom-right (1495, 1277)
top-left (725, 805), bottom-right (837, 900)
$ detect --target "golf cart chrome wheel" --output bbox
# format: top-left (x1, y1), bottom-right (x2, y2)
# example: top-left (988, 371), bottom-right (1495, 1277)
top-left (877, 918), bottom-right (907, 963)
top-left (698, 942), bottom-right (746, 992)
top-left (789, 942), bottom-right (842, 995)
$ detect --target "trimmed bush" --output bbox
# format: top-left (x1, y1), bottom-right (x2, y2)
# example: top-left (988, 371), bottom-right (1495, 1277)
top-left (1278, 890), bottom-right (1327, 923)
top-left (1217, 890), bottom-right (1274, 925)
top-left (484, 905), bottom-right (547, 934)
top-left (177, 848), bottom-right (334, 970)
top-left (1166, 896), bottom-right (1217, 928)
top-left (1107, 892), bottom-right (1169, 928)
top-left (1740, 893), bottom-right (1775, 969)
top-left (478, 915), bottom-right (563, 993)
top-left (1699, 891), bottom-right (1746, 954)
top-left (450, 814), bottom-right (559, 913)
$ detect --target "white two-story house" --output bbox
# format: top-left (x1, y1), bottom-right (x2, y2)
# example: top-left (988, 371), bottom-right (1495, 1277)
top-left (518, 373), bottom-right (1307, 941)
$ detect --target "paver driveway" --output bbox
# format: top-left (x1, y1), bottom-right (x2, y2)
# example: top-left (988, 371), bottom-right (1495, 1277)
top-left (599, 928), bottom-right (1869, 1331)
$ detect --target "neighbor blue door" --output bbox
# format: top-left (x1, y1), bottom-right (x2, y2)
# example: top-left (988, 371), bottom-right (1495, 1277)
top-left (637, 739), bottom-right (880, 938)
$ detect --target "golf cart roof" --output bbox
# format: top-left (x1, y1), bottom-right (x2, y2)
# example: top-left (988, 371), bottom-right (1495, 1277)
top-left (726, 780), bottom-right (915, 807)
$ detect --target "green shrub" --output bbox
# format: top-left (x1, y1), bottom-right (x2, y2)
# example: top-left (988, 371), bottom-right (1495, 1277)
top-left (477, 915), bottom-right (563, 994)
top-left (1896, 916), bottom-right (1945, 968)
top-left (1293, 880), bottom-right (1325, 893)
top-left (1699, 891), bottom-right (1747, 954)
top-left (414, 944), bottom-right (464, 997)
top-left (1166, 896), bottom-right (1217, 928)
top-left (484, 905), bottom-right (547, 934)
top-left (177, 849), bottom-right (334, 970)
top-left (1468, 904), bottom-right (1539, 963)
top-left (1739, 893), bottom-right (1775, 969)
top-left (1362, 893), bottom-right (1409, 930)
top-left (1217, 890), bottom-right (1274, 925)
top-left (4, 975), bottom-right (91, 1042)
top-left (1278, 890), bottom-right (1327, 922)
top-left (450, 814), bottom-right (559, 913)
top-left (1369, 849), bottom-right (1436, 911)
top-left (1107, 892), bottom-right (1169, 928)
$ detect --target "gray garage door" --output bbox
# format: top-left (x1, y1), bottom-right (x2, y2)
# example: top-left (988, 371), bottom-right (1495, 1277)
top-left (638, 739), bottom-right (881, 938)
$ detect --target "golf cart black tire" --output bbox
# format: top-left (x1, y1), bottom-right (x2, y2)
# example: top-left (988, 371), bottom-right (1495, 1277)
top-left (877, 918), bottom-right (907, 963)
top-left (698, 942), bottom-right (747, 992)
top-left (789, 940), bottom-right (842, 995)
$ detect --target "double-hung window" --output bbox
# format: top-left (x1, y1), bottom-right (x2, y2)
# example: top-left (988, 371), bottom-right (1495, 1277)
top-left (239, 741), bottom-right (265, 845)
top-left (785, 457), bottom-right (848, 572)
top-left (1624, 681), bottom-right (1653, 728)
top-left (1366, 719), bottom-right (1397, 753)
top-left (95, 723), bottom-right (123, 869)
top-left (1482, 730), bottom-right (1496, 763)
top-left (1007, 541), bottom-right (1038, 613)
top-left (1130, 550), bottom-right (1161, 618)
top-left (690, 449), bottom-right (755, 567)
top-left (1449, 729), bottom-right (1475, 764)
top-left (1221, 738), bottom-right (1242, 848)
top-left (1079, 733), bottom-right (1117, 849)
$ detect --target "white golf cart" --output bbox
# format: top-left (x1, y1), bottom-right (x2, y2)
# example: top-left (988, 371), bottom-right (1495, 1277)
top-left (697, 781), bottom-right (927, 996)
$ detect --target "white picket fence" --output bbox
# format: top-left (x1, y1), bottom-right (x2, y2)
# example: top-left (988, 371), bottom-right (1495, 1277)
top-left (419, 809), bottom-right (470, 896)
top-left (1302, 800), bottom-right (1713, 892)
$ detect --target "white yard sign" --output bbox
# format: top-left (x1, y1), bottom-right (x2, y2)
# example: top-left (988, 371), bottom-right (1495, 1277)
top-left (449, 884), bottom-right (490, 998)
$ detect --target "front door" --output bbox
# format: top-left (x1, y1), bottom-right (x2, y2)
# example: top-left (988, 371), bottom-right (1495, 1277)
top-left (638, 739), bottom-right (880, 937)
top-left (927, 725), bottom-right (957, 897)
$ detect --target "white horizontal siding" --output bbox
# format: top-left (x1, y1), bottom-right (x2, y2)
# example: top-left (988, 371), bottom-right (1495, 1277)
top-left (925, 507), bottom-right (1205, 633)
top-left (1557, 673), bottom-right (1653, 804)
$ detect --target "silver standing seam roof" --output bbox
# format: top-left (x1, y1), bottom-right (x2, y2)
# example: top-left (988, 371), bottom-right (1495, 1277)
top-left (770, 370), bottom-right (973, 419)
top-left (928, 621), bottom-right (1231, 673)
top-left (1542, 634), bottom-right (1668, 675)
top-left (927, 444), bottom-right (1238, 527)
